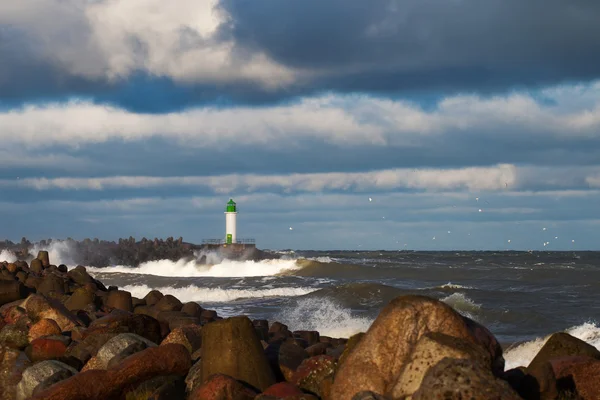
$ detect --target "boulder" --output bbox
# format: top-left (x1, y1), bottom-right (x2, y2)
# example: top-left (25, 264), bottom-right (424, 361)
top-left (0, 323), bottom-right (29, 349)
top-left (517, 361), bottom-right (559, 400)
top-left (105, 290), bottom-right (133, 312)
top-left (16, 360), bottom-right (77, 400)
top-left (185, 361), bottom-right (204, 394)
top-left (0, 345), bottom-right (31, 400)
top-left (156, 310), bottom-right (200, 330)
top-left (331, 295), bottom-right (504, 400)
top-left (351, 391), bottom-right (389, 400)
top-left (270, 321), bottom-right (291, 338)
top-left (528, 332), bottom-right (600, 371)
top-left (36, 274), bottom-right (66, 296)
top-left (62, 333), bottom-right (117, 368)
top-left (131, 297), bottom-right (145, 308)
top-left (254, 319), bottom-right (270, 342)
top-left (189, 374), bottom-right (257, 400)
top-left (201, 316), bottom-right (275, 391)
top-left (64, 286), bottom-right (96, 312)
top-left (263, 382), bottom-right (305, 397)
top-left (29, 259), bottom-right (43, 275)
top-left (28, 318), bottom-right (61, 342)
top-left (294, 331), bottom-right (320, 347)
top-left (21, 294), bottom-right (81, 331)
top-left (265, 341), bottom-right (309, 381)
top-left (66, 266), bottom-right (93, 286)
top-left (292, 355), bottom-right (337, 398)
top-left (337, 333), bottom-right (364, 367)
top-left (181, 302), bottom-right (203, 318)
top-left (125, 375), bottom-right (185, 400)
top-left (161, 324), bottom-right (202, 356)
top-left (561, 358), bottom-right (600, 400)
top-left (390, 332), bottom-right (492, 398)
top-left (411, 358), bottom-right (521, 400)
top-left (36, 251), bottom-right (50, 268)
top-left (6, 264), bottom-right (19, 274)
top-left (0, 281), bottom-right (27, 306)
top-left (154, 294), bottom-right (183, 312)
top-left (83, 311), bottom-right (162, 344)
top-left (306, 342), bottom-right (331, 357)
top-left (25, 337), bottom-right (68, 362)
top-left (30, 344), bottom-right (191, 400)
top-left (144, 290), bottom-right (164, 306)
top-left (82, 333), bottom-right (156, 371)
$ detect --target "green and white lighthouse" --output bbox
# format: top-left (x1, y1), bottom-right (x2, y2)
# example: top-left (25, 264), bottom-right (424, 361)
top-left (225, 199), bottom-right (237, 244)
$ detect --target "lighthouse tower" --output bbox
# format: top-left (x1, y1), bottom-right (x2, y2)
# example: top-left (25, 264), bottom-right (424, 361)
top-left (225, 199), bottom-right (237, 244)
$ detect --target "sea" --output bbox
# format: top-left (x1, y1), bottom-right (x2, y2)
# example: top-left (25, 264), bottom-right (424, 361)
top-left (2, 247), bottom-right (600, 371)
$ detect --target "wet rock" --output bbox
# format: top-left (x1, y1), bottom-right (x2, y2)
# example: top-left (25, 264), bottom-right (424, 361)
top-left (144, 290), bottom-right (164, 306)
top-left (269, 321), bottom-right (291, 338)
top-left (25, 337), bottom-right (68, 362)
top-left (62, 333), bottom-right (117, 368)
top-left (0, 323), bottom-right (29, 349)
top-left (331, 295), bottom-right (503, 400)
top-left (16, 360), bottom-right (77, 400)
top-left (305, 342), bottom-right (331, 357)
top-left (390, 332), bottom-right (492, 399)
top-left (528, 332), bottom-right (600, 371)
top-left (292, 355), bottom-right (337, 398)
top-left (181, 302), bottom-right (203, 318)
top-left (131, 297), bottom-right (145, 308)
top-left (202, 316), bottom-right (275, 391)
top-left (15, 272), bottom-right (27, 284)
top-left (126, 375), bottom-right (185, 400)
top-left (185, 361), bottom-right (203, 394)
top-left (30, 343), bottom-right (191, 400)
top-left (83, 311), bottom-right (162, 344)
top-left (263, 382), bottom-right (305, 397)
top-left (548, 355), bottom-right (596, 382)
top-left (254, 319), bottom-right (270, 342)
top-left (0, 345), bottom-right (31, 400)
top-left (36, 251), bottom-right (50, 268)
top-left (266, 341), bottom-right (309, 382)
top-left (105, 290), bottom-right (133, 312)
top-left (154, 294), bottom-right (183, 312)
top-left (6, 264), bottom-right (19, 274)
top-left (161, 324), bottom-right (202, 357)
top-left (82, 332), bottom-right (157, 371)
top-left (189, 374), bottom-right (257, 400)
top-left (0, 281), bottom-right (27, 306)
top-left (516, 361), bottom-right (559, 400)
top-left (21, 294), bottom-right (81, 331)
top-left (411, 357), bottom-right (521, 400)
top-left (28, 318), bottom-right (61, 342)
top-left (66, 266), bottom-right (93, 286)
top-left (1, 302), bottom-right (27, 325)
top-left (325, 344), bottom-right (345, 360)
top-left (294, 331), bottom-right (320, 347)
top-left (64, 286), bottom-right (96, 312)
top-left (201, 309), bottom-right (218, 323)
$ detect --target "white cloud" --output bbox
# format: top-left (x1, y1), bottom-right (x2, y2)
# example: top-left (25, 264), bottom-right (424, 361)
top-left (1, 164), bottom-right (517, 193)
top-left (2, 83), bottom-right (600, 148)
top-left (0, 0), bottom-right (296, 87)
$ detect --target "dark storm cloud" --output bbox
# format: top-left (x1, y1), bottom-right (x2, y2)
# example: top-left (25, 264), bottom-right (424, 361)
top-left (222, 0), bottom-right (600, 92)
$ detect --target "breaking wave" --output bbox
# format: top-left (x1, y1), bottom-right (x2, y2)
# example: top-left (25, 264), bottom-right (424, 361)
top-left (504, 321), bottom-right (600, 370)
top-left (440, 292), bottom-right (481, 320)
top-left (0, 250), bottom-right (17, 263)
top-left (298, 283), bottom-right (406, 309)
top-left (434, 282), bottom-right (474, 290)
top-left (276, 297), bottom-right (373, 338)
top-left (120, 284), bottom-right (317, 303)
top-left (29, 241), bottom-right (77, 266)
top-left (87, 258), bottom-right (300, 278)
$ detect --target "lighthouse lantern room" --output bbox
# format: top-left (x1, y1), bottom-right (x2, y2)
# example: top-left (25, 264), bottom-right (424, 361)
top-left (225, 199), bottom-right (237, 244)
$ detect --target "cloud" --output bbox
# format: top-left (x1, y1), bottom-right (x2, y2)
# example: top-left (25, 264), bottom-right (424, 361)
top-left (2, 83), bottom-right (600, 150)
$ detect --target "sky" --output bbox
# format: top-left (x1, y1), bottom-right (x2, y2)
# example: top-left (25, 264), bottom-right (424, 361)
top-left (1, 0), bottom-right (600, 250)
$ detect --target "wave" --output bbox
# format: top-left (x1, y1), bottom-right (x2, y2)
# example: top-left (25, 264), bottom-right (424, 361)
top-left (440, 293), bottom-right (481, 320)
top-left (276, 297), bottom-right (373, 338)
top-left (0, 250), bottom-right (17, 263)
top-left (298, 283), bottom-right (406, 309)
top-left (307, 256), bottom-right (335, 263)
top-left (120, 284), bottom-right (317, 303)
top-left (436, 282), bottom-right (473, 290)
top-left (86, 258), bottom-right (300, 278)
top-left (503, 321), bottom-right (600, 370)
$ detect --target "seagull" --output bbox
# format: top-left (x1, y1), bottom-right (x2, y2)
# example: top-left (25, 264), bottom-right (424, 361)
top-left (432, 236), bottom-right (436, 240)
top-left (508, 239), bottom-right (511, 243)
top-left (543, 227), bottom-right (547, 231)
top-left (369, 197), bottom-right (372, 202)
top-left (478, 209), bottom-right (483, 213)
top-left (289, 227), bottom-right (293, 230)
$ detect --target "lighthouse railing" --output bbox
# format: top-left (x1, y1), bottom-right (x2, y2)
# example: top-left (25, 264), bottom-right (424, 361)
top-left (201, 238), bottom-right (255, 245)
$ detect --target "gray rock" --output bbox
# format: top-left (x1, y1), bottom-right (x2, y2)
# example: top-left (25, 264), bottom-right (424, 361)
top-left (83, 332), bottom-right (156, 371)
top-left (16, 360), bottom-right (77, 400)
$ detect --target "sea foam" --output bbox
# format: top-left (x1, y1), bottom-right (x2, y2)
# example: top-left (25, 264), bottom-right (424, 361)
top-left (120, 284), bottom-right (316, 303)
top-left (504, 321), bottom-right (600, 370)
top-left (86, 258), bottom-right (300, 278)
top-left (0, 249), bottom-right (17, 263)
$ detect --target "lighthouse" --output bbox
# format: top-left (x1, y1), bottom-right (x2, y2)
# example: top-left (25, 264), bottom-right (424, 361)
top-left (225, 199), bottom-right (237, 244)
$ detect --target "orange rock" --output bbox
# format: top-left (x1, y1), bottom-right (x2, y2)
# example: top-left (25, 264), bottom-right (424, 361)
top-left (331, 295), bottom-right (503, 400)
top-left (189, 374), bottom-right (257, 400)
top-left (263, 382), bottom-right (304, 397)
top-left (30, 343), bottom-right (191, 400)
top-left (565, 358), bottom-right (600, 400)
top-left (25, 337), bottom-right (68, 362)
top-left (292, 355), bottom-right (337, 398)
top-left (28, 319), bottom-right (62, 341)
top-left (21, 294), bottom-right (81, 331)
top-left (161, 324), bottom-right (202, 356)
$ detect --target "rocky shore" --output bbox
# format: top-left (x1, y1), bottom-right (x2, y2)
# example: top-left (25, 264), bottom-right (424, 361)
top-left (1, 252), bottom-right (598, 399)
